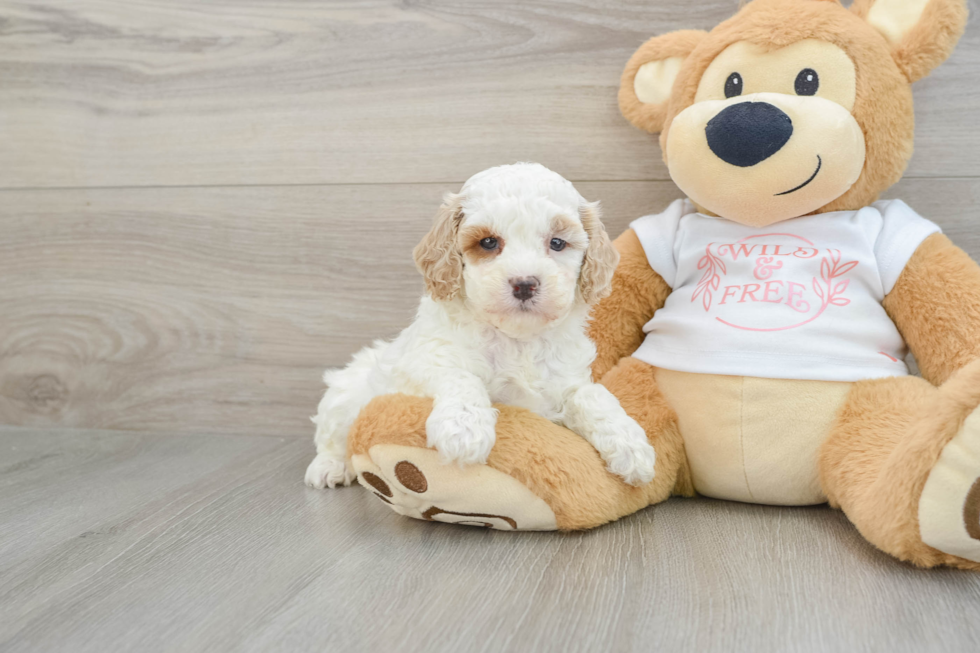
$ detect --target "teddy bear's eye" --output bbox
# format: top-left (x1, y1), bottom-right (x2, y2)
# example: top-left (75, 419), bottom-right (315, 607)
top-left (724, 72), bottom-right (743, 98)
top-left (795, 68), bottom-right (819, 96)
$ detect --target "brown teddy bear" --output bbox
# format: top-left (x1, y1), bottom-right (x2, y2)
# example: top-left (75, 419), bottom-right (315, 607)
top-left (343, 0), bottom-right (980, 570)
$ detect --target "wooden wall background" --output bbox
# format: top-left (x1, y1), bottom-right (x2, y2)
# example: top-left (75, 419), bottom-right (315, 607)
top-left (1, 0), bottom-right (977, 437)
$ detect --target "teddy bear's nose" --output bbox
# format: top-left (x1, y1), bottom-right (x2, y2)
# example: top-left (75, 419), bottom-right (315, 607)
top-left (705, 101), bottom-right (794, 168)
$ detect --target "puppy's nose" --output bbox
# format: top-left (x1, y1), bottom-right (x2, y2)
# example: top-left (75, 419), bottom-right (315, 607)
top-left (510, 277), bottom-right (539, 301)
top-left (705, 102), bottom-right (793, 167)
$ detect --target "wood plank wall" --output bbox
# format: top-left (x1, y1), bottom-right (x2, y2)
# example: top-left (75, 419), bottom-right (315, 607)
top-left (1, 1), bottom-right (977, 437)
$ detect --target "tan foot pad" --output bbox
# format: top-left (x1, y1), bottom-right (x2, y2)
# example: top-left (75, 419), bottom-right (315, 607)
top-left (919, 408), bottom-right (980, 562)
top-left (350, 445), bottom-right (557, 531)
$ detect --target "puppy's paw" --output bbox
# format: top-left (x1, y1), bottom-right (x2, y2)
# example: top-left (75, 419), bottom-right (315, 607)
top-left (595, 418), bottom-right (657, 487)
top-left (305, 452), bottom-right (356, 489)
top-left (426, 402), bottom-right (498, 466)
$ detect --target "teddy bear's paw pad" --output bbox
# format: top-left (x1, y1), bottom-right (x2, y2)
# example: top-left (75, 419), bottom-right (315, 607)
top-left (349, 444), bottom-right (557, 531)
top-left (919, 406), bottom-right (980, 562)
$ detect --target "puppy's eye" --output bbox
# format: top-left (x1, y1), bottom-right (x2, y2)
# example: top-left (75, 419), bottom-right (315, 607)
top-left (479, 237), bottom-right (498, 250)
top-left (724, 72), bottom-right (742, 98)
top-left (550, 238), bottom-right (566, 252)
top-left (795, 68), bottom-right (819, 96)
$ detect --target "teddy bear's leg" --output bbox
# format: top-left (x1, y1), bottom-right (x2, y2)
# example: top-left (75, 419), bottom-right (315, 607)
top-left (820, 360), bottom-right (980, 569)
top-left (346, 357), bottom-right (689, 531)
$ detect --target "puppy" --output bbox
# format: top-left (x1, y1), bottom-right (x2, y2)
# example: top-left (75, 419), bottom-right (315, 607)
top-left (305, 163), bottom-right (656, 489)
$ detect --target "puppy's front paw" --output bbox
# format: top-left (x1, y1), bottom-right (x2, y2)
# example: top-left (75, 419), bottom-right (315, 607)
top-left (305, 452), bottom-right (356, 489)
top-left (426, 402), bottom-right (498, 465)
top-left (595, 418), bottom-right (657, 487)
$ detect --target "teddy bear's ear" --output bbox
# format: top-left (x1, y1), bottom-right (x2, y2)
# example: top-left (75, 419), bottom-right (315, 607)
top-left (851, 0), bottom-right (968, 82)
top-left (619, 30), bottom-right (707, 134)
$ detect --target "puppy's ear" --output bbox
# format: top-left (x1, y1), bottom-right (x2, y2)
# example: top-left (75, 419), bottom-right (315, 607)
top-left (577, 202), bottom-right (619, 305)
top-left (413, 193), bottom-right (465, 301)
top-left (852, 0), bottom-right (967, 82)
top-left (619, 30), bottom-right (706, 134)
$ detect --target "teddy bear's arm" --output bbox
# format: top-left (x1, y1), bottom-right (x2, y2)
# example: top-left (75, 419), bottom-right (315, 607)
top-left (589, 228), bottom-right (671, 381)
top-left (883, 233), bottom-right (980, 385)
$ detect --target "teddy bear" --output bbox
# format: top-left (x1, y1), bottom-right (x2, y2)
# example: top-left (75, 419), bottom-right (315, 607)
top-left (341, 0), bottom-right (980, 570)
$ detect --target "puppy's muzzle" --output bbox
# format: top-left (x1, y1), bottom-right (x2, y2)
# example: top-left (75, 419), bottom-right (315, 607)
top-left (510, 277), bottom-right (540, 301)
top-left (706, 101), bottom-right (793, 167)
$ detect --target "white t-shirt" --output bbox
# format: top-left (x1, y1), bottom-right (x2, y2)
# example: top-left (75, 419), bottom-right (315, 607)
top-left (630, 199), bottom-right (940, 382)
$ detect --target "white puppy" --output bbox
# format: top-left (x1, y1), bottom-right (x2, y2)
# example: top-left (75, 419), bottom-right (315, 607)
top-left (305, 163), bottom-right (656, 489)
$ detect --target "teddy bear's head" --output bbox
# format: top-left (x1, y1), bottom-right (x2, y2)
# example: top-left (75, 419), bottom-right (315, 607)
top-left (619, 0), bottom-right (967, 226)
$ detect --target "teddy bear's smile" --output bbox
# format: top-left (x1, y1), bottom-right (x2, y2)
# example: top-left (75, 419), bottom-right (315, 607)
top-left (775, 154), bottom-right (822, 196)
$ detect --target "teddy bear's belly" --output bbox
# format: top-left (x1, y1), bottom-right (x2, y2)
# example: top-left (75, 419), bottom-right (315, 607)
top-left (655, 368), bottom-right (852, 505)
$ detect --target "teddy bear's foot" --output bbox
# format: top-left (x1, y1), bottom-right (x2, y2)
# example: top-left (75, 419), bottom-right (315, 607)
top-left (919, 405), bottom-right (980, 562)
top-left (350, 444), bottom-right (558, 531)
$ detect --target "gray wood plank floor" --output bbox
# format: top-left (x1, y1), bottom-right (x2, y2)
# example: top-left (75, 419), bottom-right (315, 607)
top-left (2, 427), bottom-right (979, 653)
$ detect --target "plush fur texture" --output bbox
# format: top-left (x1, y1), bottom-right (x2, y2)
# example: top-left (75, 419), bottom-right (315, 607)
top-left (589, 229), bottom-right (671, 381)
top-left (307, 163), bottom-right (655, 489)
top-left (619, 30), bottom-right (708, 134)
top-left (883, 233), bottom-right (980, 386)
top-left (852, 0), bottom-right (969, 83)
top-left (820, 359), bottom-right (980, 570)
top-left (656, 368), bottom-right (851, 505)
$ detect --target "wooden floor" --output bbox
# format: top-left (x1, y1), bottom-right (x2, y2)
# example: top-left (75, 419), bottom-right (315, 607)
top-left (3, 1), bottom-right (980, 651)
top-left (1, 426), bottom-right (979, 653)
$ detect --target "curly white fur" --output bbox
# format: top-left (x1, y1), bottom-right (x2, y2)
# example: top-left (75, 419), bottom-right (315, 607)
top-left (306, 163), bottom-right (656, 489)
